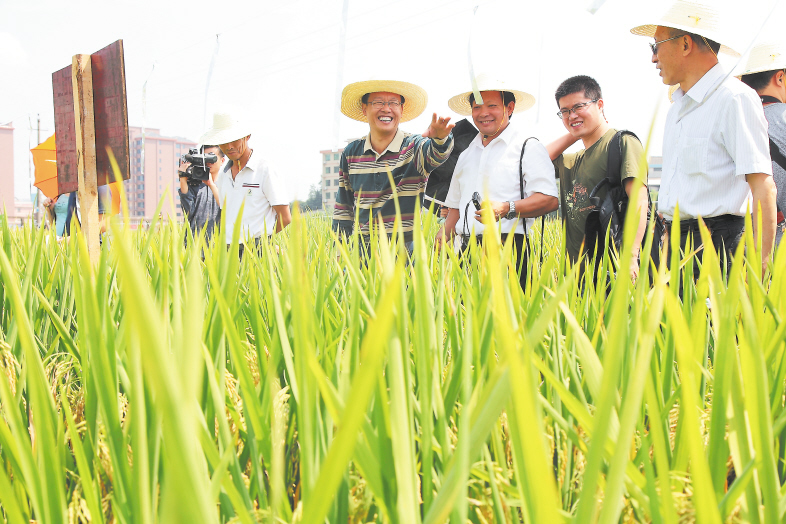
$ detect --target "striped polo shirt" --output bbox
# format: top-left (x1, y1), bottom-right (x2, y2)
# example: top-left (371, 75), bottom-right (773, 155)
top-left (332, 128), bottom-right (453, 241)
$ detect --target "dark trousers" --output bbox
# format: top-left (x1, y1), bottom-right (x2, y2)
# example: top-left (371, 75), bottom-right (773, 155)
top-left (235, 237), bottom-right (263, 260)
top-left (461, 233), bottom-right (528, 290)
top-left (666, 215), bottom-right (744, 280)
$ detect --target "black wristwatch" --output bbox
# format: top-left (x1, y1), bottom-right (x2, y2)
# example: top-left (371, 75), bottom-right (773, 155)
top-left (505, 201), bottom-right (516, 220)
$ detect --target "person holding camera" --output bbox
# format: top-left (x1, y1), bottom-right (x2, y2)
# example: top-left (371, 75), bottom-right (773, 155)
top-left (178, 144), bottom-right (224, 242)
top-left (437, 76), bottom-right (558, 290)
top-left (201, 111), bottom-right (291, 256)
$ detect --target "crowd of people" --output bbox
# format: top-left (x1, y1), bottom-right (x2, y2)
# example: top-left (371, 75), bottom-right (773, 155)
top-left (176, 0), bottom-right (784, 286)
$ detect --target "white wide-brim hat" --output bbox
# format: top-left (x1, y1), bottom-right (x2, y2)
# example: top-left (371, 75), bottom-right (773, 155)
top-left (447, 74), bottom-right (535, 116)
top-left (740, 42), bottom-right (786, 76)
top-left (630, 0), bottom-right (739, 57)
top-left (200, 112), bottom-right (254, 145)
top-left (340, 79), bottom-right (428, 123)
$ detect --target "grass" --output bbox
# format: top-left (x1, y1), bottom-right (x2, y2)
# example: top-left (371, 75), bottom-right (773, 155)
top-left (0, 193), bottom-right (785, 524)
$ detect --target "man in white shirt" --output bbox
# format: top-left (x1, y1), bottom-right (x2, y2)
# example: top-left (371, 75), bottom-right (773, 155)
top-left (437, 76), bottom-right (559, 289)
top-left (631, 1), bottom-right (776, 277)
top-left (201, 112), bottom-right (291, 257)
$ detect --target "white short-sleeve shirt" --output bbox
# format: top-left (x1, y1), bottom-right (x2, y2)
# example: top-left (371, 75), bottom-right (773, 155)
top-left (659, 64), bottom-right (773, 220)
top-left (217, 151), bottom-right (288, 244)
top-left (444, 122), bottom-right (558, 236)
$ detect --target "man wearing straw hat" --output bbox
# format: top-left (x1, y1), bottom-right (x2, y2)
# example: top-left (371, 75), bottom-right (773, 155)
top-left (333, 79), bottom-right (455, 253)
top-left (202, 111), bottom-right (291, 256)
top-left (437, 75), bottom-right (559, 289)
top-left (740, 42), bottom-right (786, 245)
top-left (631, 0), bottom-right (776, 276)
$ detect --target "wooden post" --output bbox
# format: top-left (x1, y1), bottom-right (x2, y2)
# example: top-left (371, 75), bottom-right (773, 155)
top-left (72, 54), bottom-right (100, 263)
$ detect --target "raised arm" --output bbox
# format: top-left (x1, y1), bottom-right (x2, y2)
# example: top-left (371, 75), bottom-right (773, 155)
top-left (547, 133), bottom-right (580, 161)
top-left (416, 113), bottom-right (455, 175)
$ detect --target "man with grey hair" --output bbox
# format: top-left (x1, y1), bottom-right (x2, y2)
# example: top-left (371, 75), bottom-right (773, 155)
top-left (631, 1), bottom-right (776, 277)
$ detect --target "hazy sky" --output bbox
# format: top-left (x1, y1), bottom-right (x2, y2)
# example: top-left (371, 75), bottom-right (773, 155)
top-left (1, 0), bottom-right (781, 202)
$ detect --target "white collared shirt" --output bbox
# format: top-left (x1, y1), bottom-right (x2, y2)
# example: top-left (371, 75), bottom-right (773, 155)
top-left (444, 122), bottom-right (557, 236)
top-left (217, 151), bottom-right (288, 244)
top-left (660, 64), bottom-right (773, 220)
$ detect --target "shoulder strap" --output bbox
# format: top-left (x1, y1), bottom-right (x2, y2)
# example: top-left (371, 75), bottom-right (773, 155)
top-left (519, 137), bottom-right (545, 267)
top-left (519, 137), bottom-right (537, 199)
top-left (606, 130), bottom-right (641, 188)
top-left (770, 138), bottom-right (786, 172)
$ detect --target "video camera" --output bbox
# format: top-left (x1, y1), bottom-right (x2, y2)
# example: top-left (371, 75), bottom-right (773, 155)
top-left (180, 148), bottom-right (218, 184)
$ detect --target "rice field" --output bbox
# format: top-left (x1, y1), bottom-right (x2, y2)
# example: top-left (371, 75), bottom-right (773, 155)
top-left (0, 198), bottom-right (785, 524)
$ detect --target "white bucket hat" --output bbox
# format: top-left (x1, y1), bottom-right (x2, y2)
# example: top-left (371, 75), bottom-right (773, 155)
top-left (340, 79), bottom-right (428, 123)
top-left (447, 74), bottom-right (535, 116)
top-left (200, 112), bottom-right (253, 145)
top-left (740, 42), bottom-right (786, 76)
top-left (630, 0), bottom-right (739, 57)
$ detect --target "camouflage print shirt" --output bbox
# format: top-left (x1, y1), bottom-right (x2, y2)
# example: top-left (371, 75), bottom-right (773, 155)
top-left (554, 128), bottom-right (646, 262)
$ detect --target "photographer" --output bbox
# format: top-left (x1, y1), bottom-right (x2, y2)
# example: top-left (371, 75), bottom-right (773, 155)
top-left (178, 144), bottom-right (224, 242)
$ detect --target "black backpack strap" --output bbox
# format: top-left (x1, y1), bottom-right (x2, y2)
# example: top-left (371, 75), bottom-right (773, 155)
top-left (518, 137), bottom-right (545, 267)
top-left (770, 138), bottom-right (786, 172)
top-left (606, 130), bottom-right (640, 187)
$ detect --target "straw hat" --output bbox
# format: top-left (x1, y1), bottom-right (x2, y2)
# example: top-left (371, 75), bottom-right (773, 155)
top-left (340, 79), bottom-right (427, 123)
top-left (630, 1), bottom-right (739, 57)
top-left (200, 112), bottom-right (253, 145)
top-left (448, 74), bottom-right (535, 116)
top-left (740, 42), bottom-right (786, 76)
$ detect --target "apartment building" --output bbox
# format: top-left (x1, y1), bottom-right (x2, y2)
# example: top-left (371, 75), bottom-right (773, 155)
top-left (126, 127), bottom-right (197, 219)
top-left (320, 148), bottom-right (344, 212)
top-left (0, 124), bottom-right (14, 215)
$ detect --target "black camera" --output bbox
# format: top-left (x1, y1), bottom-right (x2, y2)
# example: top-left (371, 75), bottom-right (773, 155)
top-left (180, 148), bottom-right (218, 183)
top-left (471, 191), bottom-right (482, 211)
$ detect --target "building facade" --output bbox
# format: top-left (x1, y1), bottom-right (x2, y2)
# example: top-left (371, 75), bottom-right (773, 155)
top-left (126, 127), bottom-right (197, 219)
top-left (320, 148), bottom-right (343, 212)
top-left (647, 155), bottom-right (662, 202)
top-left (0, 124), bottom-right (14, 215)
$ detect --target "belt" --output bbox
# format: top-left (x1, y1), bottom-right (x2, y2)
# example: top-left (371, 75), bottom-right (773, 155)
top-left (461, 233), bottom-right (525, 246)
top-left (665, 214), bottom-right (744, 232)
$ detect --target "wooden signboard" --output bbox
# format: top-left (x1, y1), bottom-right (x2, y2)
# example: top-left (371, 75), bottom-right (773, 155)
top-left (53, 40), bottom-right (130, 194)
top-left (52, 39), bottom-right (129, 262)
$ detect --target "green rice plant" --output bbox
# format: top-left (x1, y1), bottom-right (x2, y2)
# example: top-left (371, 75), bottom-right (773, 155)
top-left (0, 163), bottom-right (785, 524)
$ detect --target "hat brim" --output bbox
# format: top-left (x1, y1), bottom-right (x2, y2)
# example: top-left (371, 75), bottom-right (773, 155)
top-left (199, 126), bottom-right (254, 146)
top-left (739, 45), bottom-right (786, 76)
top-left (341, 80), bottom-right (428, 123)
top-left (630, 24), bottom-right (739, 57)
top-left (447, 89), bottom-right (536, 116)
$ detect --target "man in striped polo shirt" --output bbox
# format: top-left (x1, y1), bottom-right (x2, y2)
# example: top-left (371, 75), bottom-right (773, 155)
top-left (333, 79), bottom-right (455, 253)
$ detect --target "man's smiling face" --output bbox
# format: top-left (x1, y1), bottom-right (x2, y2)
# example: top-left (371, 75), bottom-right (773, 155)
top-left (362, 92), bottom-right (403, 135)
top-left (471, 91), bottom-right (513, 137)
top-left (558, 92), bottom-right (603, 140)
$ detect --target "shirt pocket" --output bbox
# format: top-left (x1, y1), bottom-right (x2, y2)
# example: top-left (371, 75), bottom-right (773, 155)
top-left (241, 183), bottom-right (261, 200)
top-left (678, 137), bottom-right (709, 177)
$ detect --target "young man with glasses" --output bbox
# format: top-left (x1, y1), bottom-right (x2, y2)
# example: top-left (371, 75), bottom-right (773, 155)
top-left (547, 75), bottom-right (649, 279)
top-left (631, 1), bottom-right (776, 277)
top-left (333, 79), bottom-right (454, 254)
top-left (740, 42), bottom-right (786, 246)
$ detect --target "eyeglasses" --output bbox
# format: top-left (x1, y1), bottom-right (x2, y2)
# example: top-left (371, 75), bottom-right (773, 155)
top-left (556, 100), bottom-right (598, 119)
top-left (368, 100), bottom-right (402, 109)
top-left (649, 34), bottom-right (685, 55)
